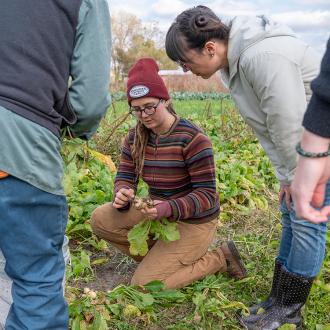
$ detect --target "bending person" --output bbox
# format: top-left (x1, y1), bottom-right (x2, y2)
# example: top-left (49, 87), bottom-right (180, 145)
top-left (165, 6), bottom-right (327, 329)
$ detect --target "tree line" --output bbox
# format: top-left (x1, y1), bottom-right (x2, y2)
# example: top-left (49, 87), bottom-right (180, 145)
top-left (111, 11), bottom-right (177, 91)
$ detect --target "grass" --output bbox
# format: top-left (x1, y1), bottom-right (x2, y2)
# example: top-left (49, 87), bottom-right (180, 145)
top-left (65, 98), bottom-right (330, 329)
top-left (66, 198), bottom-right (330, 329)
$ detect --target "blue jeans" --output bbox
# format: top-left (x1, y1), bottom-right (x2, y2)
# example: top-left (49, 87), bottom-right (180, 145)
top-left (277, 181), bottom-right (330, 277)
top-left (0, 176), bottom-right (68, 330)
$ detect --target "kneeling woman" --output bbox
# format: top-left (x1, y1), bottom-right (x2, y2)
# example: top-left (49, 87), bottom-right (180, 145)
top-left (91, 58), bottom-right (246, 289)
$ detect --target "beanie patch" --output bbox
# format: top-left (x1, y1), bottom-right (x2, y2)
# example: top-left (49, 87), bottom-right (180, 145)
top-left (129, 85), bottom-right (150, 99)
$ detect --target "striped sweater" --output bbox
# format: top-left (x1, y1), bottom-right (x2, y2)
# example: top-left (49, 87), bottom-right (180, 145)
top-left (114, 116), bottom-right (220, 224)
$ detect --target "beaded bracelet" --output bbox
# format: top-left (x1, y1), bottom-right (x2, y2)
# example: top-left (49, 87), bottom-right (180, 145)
top-left (296, 142), bottom-right (330, 158)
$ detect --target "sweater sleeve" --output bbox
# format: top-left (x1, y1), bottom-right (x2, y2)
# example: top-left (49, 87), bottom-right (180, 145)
top-left (168, 132), bottom-right (219, 221)
top-left (303, 39), bottom-right (330, 138)
top-left (114, 133), bottom-right (138, 194)
top-left (69, 0), bottom-right (112, 140)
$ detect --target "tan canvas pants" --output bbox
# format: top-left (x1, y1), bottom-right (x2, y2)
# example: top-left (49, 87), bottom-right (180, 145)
top-left (91, 203), bottom-right (227, 289)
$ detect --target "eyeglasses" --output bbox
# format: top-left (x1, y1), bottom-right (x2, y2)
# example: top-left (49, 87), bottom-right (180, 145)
top-left (129, 99), bottom-right (162, 116)
top-left (177, 60), bottom-right (190, 72)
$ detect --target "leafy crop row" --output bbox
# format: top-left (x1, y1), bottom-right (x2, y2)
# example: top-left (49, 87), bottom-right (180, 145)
top-left (62, 100), bottom-right (329, 329)
top-left (112, 91), bottom-right (231, 101)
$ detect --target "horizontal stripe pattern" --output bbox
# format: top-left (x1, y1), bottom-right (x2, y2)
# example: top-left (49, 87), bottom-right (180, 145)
top-left (115, 118), bottom-right (220, 223)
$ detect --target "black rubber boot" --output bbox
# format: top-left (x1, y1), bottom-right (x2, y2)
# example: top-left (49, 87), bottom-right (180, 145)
top-left (250, 260), bottom-right (282, 314)
top-left (241, 268), bottom-right (314, 330)
top-left (240, 260), bottom-right (282, 325)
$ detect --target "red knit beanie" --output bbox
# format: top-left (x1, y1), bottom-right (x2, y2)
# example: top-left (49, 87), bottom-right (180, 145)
top-left (127, 58), bottom-right (170, 105)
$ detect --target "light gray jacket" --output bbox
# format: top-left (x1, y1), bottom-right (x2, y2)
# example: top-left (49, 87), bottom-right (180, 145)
top-left (220, 16), bottom-right (321, 185)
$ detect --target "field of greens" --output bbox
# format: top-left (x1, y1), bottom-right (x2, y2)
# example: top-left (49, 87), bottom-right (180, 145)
top-left (63, 96), bottom-right (330, 330)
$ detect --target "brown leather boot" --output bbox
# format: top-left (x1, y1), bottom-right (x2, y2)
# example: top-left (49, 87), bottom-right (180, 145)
top-left (219, 241), bottom-right (247, 279)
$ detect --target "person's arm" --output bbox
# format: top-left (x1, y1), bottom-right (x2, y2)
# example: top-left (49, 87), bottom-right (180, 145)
top-left (241, 52), bottom-right (308, 188)
top-left (154, 133), bottom-right (219, 221)
top-left (114, 132), bottom-right (139, 209)
top-left (291, 39), bottom-right (330, 222)
top-left (69, 0), bottom-right (112, 140)
top-left (303, 39), bottom-right (330, 138)
top-left (291, 130), bottom-right (330, 222)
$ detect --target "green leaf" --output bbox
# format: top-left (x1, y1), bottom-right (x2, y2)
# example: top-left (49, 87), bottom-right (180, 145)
top-left (257, 307), bottom-right (265, 314)
top-left (70, 250), bottom-right (92, 278)
top-left (107, 303), bottom-right (121, 316)
top-left (71, 317), bottom-right (81, 330)
top-left (316, 325), bottom-right (330, 330)
top-left (128, 220), bottom-right (151, 256)
top-left (159, 219), bottom-right (180, 242)
top-left (278, 324), bottom-right (297, 330)
top-left (128, 217), bottom-right (179, 256)
top-left (150, 218), bottom-right (180, 242)
top-left (91, 312), bottom-right (108, 330)
top-left (192, 292), bottom-right (206, 307)
top-left (91, 258), bottom-right (108, 266)
top-left (151, 290), bottom-right (186, 302)
top-left (138, 293), bottom-right (154, 308)
top-left (143, 280), bottom-right (165, 292)
top-left (67, 223), bottom-right (90, 235)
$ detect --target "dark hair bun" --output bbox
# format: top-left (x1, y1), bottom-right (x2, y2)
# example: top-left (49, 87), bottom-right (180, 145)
top-left (195, 14), bottom-right (208, 28)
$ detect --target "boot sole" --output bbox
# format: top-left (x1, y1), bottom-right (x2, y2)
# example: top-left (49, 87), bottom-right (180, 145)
top-left (227, 240), bottom-right (247, 278)
top-left (236, 313), bottom-right (254, 330)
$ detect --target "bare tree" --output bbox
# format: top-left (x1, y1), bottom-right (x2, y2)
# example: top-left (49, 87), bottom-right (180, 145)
top-left (111, 11), bottom-right (177, 91)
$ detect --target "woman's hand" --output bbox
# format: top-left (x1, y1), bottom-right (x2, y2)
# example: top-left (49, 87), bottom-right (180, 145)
top-left (140, 200), bottom-right (163, 219)
top-left (279, 184), bottom-right (292, 211)
top-left (292, 156), bottom-right (330, 223)
top-left (113, 188), bottom-right (135, 209)
top-left (291, 130), bottom-right (330, 223)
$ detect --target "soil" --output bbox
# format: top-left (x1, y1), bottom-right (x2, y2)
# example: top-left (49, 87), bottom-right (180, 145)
top-left (69, 246), bottom-right (138, 292)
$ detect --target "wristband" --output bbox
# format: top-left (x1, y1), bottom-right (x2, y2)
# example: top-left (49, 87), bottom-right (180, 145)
top-left (296, 142), bottom-right (330, 158)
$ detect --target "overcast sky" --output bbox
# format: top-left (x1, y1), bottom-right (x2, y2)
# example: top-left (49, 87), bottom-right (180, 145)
top-left (108, 0), bottom-right (329, 55)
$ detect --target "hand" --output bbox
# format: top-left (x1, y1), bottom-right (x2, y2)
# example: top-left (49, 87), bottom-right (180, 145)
top-left (279, 184), bottom-right (292, 211)
top-left (292, 156), bottom-right (330, 223)
top-left (113, 188), bottom-right (135, 209)
top-left (140, 200), bottom-right (163, 220)
top-left (291, 130), bottom-right (330, 223)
